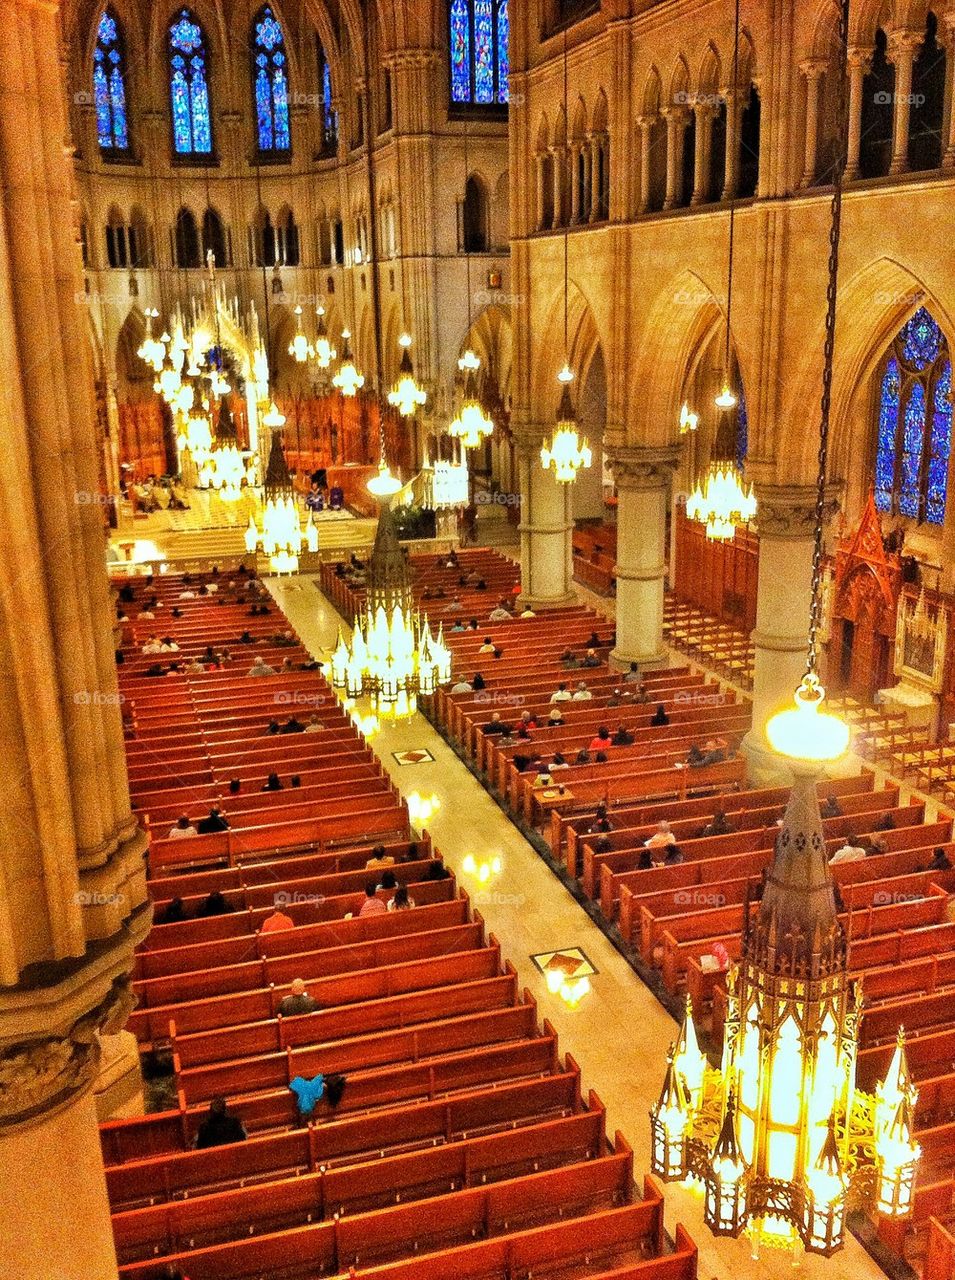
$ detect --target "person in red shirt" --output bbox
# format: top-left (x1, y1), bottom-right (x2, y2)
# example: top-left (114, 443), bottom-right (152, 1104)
top-left (588, 726), bottom-right (612, 751)
top-left (358, 883), bottom-right (387, 917)
top-left (260, 908), bottom-right (294, 933)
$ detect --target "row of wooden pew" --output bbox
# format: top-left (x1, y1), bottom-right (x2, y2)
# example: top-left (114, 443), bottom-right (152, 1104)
top-left (99, 567), bottom-right (701, 1280)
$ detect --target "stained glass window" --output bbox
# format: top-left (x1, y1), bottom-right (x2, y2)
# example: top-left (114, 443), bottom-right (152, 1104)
top-left (736, 384), bottom-right (748, 472)
top-left (873, 308), bottom-right (952, 525)
top-left (450, 0), bottom-right (509, 106)
top-left (168, 9), bottom-right (213, 156)
top-left (94, 9), bottom-right (129, 153)
top-left (252, 7), bottom-right (290, 153)
top-left (317, 38), bottom-right (337, 152)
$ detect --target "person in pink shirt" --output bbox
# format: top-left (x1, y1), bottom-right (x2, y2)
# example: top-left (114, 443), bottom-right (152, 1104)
top-left (358, 883), bottom-right (387, 917)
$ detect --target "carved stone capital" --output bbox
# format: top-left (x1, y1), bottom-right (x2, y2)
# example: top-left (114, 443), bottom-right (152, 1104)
top-left (887, 29), bottom-right (924, 62)
top-left (0, 976), bottom-right (136, 1133)
top-left (847, 46), bottom-right (874, 74)
top-left (799, 57), bottom-right (828, 81)
top-left (607, 445), bottom-right (681, 490)
top-left (754, 483), bottom-right (841, 539)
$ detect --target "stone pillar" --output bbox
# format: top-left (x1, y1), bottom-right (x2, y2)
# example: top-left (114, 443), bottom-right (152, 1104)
top-left (799, 59), bottom-right (826, 187)
top-left (516, 439), bottom-right (575, 606)
top-left (637, 115), bottom-right (654, 212)
top-left (551, 146), bottom-right (564, 225)
top-left (945, 14), bottom-right (955, 170)
top-left (720, 88), bottom-right (740, 199)
top-left (0, 2), bottom-right (150, 1274)
top-left (743, 486), bottom-right (838, 782)
top-left (690, 100), bottom-right (715, 204)
top-left (570, 143), bottom-right (582, 223)
top-left (534, 153), bottom-right (546, 229)
top-left (581, 141), bottom-right (594, 221)
top-left (888, 30), bottom-right (923, 175)
top-left (845, 48), bottom-right (873, 182)
top-left (608, 448), bottom-right (679, 668)
top-left (662, 106), bottom-right (688, 209)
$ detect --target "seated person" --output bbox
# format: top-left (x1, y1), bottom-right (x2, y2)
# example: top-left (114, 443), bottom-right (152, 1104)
top-left (261, 907), bottom-right (295, 933)
top-left (262, 772), bottom-right (283, 791)
top-left (645, 820), bottom-right (676, 851)
top-left (923, 846), bottom-right (953, 872)
top-left (663, 844), bottom-right (684, 865)
top-left (195, 1097), bottom-right (247, 1149)
top-left (623, 662), bottom-right (641, 683)
top-left (637, 850), bottom-right (653, 870)
top-left (575, 749), bottom-right (592, 765)
top-left (820, 794), bottom-right (843, 818)
top-left (581, 648), bottom-right (601, 668)
top-left (829, 836), bottom-right (866, 864)
top-left (450, 677), bottom-right (474, 694)
top-left (388, 885), bottom-right (415, 911)
top-left (589, 726), bottom-right (612, 751)
top-left (280, 716), bottom-right (306, 734)
top-left (560, 650), bottom-right (579, 669)
top-left (358, 882), bottom-right (387, 917)
top-left (548, 706), bottom-right (565, 725)
top-left (366, 844), bottom-right (396, 871)
top-left (550, 751), bottom-right (570, 770)
top-left (488, 603), bottom-right (512, 622)
top-left (650, 704), bottom-right (670, 726)
top-left (279, 978), bottom-right (319, 1016)
top-left (472, 672), bottom-right (486, 691)
top-left (550, 683), bottom-right (572, 703)
top-left (167, 815), bottom-right (197, 839)
top-left (479, 636), bottom-right (496, 654)
top-left (571, 681), bottom-right (592, 701)
top-left (700, 810), bottom-right (733, 838)
top-left (611, 724), bottom-right (634, 746)
top-left (156, 895), bottom-right (187, 924)
top-left (531, 765), bottom-right (554, 789)
top-left (196, 807), bottom-right (229, 834)
top-left (587, 804), bottom-right (612, 834)
top-left (196, 889), bottom-right (233, 917)
top-left (482, 713), bottom-right (511, 736)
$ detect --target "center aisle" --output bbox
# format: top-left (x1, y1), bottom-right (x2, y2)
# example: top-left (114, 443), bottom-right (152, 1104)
top-left (270, 573), bottom-right (886, 1280)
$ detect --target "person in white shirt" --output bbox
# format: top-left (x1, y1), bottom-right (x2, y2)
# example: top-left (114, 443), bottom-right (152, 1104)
top-left (645, 821), bottom-right (676, 851)
top-left (830, 839), bottom-right (866, 864)
top-left (159, 638), bottom-right (179, 652)
top-left (179, 589), bottom-right (196, 599)
top-left (141, 636), bottom-right (163, 654)
top-left (185, 657), bottom-right (206, 673)
top-left (488, 606), bottom-right (511, 622)
top-left (450, 678), bottom-right (473, 694)
top-left (248, 657), bottom-right (276, 677)
top-left (167, 815), bottom-right (197, 839)
top-left (550, 683), bottom-right (572, 703)
top-left (571, 681), bottom-right (593, 701)
top-left (303, 714), bottom-right (324, 733)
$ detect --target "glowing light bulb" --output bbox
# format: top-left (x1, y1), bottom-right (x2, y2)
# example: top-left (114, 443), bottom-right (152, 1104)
top-left (715, 382), bottom-right (738, 409)
top-left (765, 672), bottom-right (851, 763)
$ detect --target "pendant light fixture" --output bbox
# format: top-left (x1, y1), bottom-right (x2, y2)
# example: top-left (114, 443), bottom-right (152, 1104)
top-left (314, 304), bottom-right (336, 369)
top-left (540, 29), bottom-right (592, 485)
top-left (685, 0), bottom-right (755, 539)
top-left (448, 110), bottom-right (493, 450)
top-left (288, 304), bottom-right (314, 363)
top-left (333, 327), bottom-right (364, 396)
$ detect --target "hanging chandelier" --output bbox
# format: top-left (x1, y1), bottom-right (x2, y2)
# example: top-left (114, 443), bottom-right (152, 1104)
top-left (715, 381), bottom-right (738, 409)
top-left (314, 305), bottom-right (337, 369)
top-left (424, 458), bottom-right (470, 509)
top-left (541, 365), bottom-right (592, 483)
top-left (137, 308), bottom-right (165, 372)
top-left (333, 329), bottom-right (364, 397)
top-left (448, 351), bottom-right (494, 449)
top-left (244, 420), bottom-right (317, 574)
top-left (685, 402), bottom-right (757, 541)
top-left (329, 500), bottom-right (451, 720)
top-left (197, 398), bottom-right (254, 501)
top-left (387, 334), bottom-right (427, 417)
top-left (679, 401), bottom-right (699, 435)
top-left (288, 305), bottom-right (314, 364)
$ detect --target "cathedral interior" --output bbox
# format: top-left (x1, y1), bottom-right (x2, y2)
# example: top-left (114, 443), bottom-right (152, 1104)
top-left (2, 1), bottom-right (955, 1278)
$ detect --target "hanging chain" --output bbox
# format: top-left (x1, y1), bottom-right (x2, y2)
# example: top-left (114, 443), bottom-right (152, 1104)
top-left (806, 0), bottom-right (852, 679)
top-left (724, 0), bottom-right (740, 380)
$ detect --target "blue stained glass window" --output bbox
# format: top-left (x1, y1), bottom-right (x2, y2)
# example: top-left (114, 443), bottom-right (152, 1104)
top-left (252, 7), bottom-right (291, 153)
top-left (94, 9), bottom-right (129, 153)
top-left (317, 38), bottom-right (337, 151)
top-left (449, 0), bottom-right (509, 105)
top-left (875, 358), bottom-right (900, 512)
top-left (901, 305), bottom-right (942, 370)
top-left (168, 9), bottom-right (213, 155)
top-left (927, 361), bottom-right (952, 524)
top-left (874, 310), bottom-right (951, 523)
top-left (736, 384), bottom-right (748, 471)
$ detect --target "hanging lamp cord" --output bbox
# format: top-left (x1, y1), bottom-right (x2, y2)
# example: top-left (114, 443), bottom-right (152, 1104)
top-left (723, 0), bottom-right (741, 384)
top-left (806, 0), bottom-right (852, 679)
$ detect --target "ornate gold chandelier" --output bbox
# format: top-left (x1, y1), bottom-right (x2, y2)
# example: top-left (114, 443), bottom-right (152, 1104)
top-left (387, 334), bottom-right (427, 417)
top-left (685, 408), bottom-right (757, 541)
top-left (314, 305), bottom-right (337, 369)
top-left (198, 399), bottom-right (254, 502)
top-left (423, 457), bottom-right (470, 509)
top-left (330, 500), bottom-right (451, 720)
top-left (333, 329), bottom-right (364, 397)
top-left (244, 408), bottom-right (317, 574)
top-left (650, 771), bottom-right (920, 1256)
top-left (541, 364), bottom-right (592, 483)
top-left (448, 350), bottom-right (493, 449)
top-left (288, 304), bottom-right (314, 364)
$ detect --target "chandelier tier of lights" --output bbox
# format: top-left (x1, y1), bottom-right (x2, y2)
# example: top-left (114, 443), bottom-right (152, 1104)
top-left (388, 333), bottom-right (427, 417)
top-left (244, 407), bottom-right (318, 574)
top-left (314, 305), bottom-right (337, 369)
top-left (448, 350), bottom-right (494, 449)
top-left (197, 398), bottom-right (255, 501)
top-left (330, 500), bottom-right (451, 720)
top-left (288, 304), bottom-right (314, 364)
top-left (423, 457), bottom-right (470, 509)
top-left (541, 364), bottom-right (593, 483)
top-left (333, 329), bottom-right (365, 397)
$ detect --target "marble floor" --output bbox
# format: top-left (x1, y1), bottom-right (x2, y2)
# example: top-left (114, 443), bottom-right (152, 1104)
top-left (266, 571), bottom-right (890, 1280)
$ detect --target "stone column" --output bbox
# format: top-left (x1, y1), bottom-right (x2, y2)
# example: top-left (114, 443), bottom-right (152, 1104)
top-left (0, 2), bottom-right (150, 1274)
top-left (720, 88), bottom-right (740, 199)
top-left (662, 106), bottom-right (688, 209)
top-left (608, 447), bottom-right (679, 669)
top-left (888, 30), bottom-right (923, 175)
top-left (743, 486), bottom-right (838, 782)
top-left (690, 100), bottom-right (715, 204)
top-left (799, 59), bottom-right (826, 187)
top-left (637, 115), bottom-right (654, 212)
top-left (551, 146), bottom-right (565, 225)
top-left (516, 439), bottom-right (575, 606)
top-left (534, 153), bottom-right (546, 229)
top-left (569, 143), bottom-right (582, 223)
top-left (945, 14), bottom-right (955, 170)
top-left (581, 141), bottom-right (594, 221)
top-left (590, 133), bottom-right (608, 220)
top-left (845, 48), bottom-right (873, 181)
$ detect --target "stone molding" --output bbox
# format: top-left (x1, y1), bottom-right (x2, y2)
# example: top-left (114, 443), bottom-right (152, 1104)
top-left (0, 976), bottom-right (136, 1133)
top-left (606, 445), bottom-right (680, 489)
top-left (754, 483), bottom-right (840, 539)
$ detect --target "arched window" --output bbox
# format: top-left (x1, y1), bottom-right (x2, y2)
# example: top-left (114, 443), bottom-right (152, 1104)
top-left (449, 0), bottom-right (509, 106)
top-left (174, 207), bottom-right (201, 267)
top-left (316, 37), bottom-right (337, 154)
top-left (874, 308), bottom-right (952, 525)
top-left (909, 13), bottom-right (946, 172)
top-left (859, 30), bottom-right (894, 178)
top-left (738, 85), bottom-right (760, 197)
top-left (461, 175), bottom-right (488, 251)
top-left (276, 208), bottom-right (300, 265)
top-left (94, 8), bottom-right (130, 154)
top-left (168, 9), bottom-right (213, 156)
top-left (202, 207), bottom-right (227, 266)
top-left (252, 6), bottom-right (291, 154)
